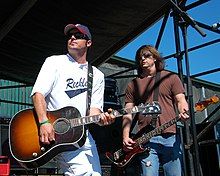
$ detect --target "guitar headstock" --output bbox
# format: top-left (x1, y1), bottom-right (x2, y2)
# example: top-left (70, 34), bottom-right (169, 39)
top-left (112, 102), bottom-right (162, 117)
top-left (139, 101), bottom-right (161, 115)
top-left (195, 95), bottom-right (220, 112)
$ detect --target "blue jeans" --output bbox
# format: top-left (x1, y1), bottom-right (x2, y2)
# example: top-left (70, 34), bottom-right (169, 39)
top-left (139, 134), bottom-right (183, 176)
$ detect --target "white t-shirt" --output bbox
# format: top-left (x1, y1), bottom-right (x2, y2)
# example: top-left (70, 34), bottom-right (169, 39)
top-left (31, 54), bottom-right (104, 115)
top-left (31, 53), bottom-right (105, 147)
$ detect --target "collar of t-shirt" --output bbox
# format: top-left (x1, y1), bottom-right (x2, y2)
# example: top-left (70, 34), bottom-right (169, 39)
top-left (67, 53), bottom-right (88, 70)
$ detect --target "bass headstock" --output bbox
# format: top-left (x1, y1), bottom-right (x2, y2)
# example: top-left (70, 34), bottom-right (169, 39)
top-left (195, 95), bottom-right (219, 112)
top-left (112, 101), bottom-right (161, 117)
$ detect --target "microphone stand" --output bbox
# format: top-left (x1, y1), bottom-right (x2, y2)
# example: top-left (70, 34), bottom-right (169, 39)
top-left (168, 0), bottom-right (206, 176)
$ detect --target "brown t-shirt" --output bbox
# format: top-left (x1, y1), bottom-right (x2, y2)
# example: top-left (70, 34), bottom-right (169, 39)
top-left (125, 70), bottom-right (185, 133)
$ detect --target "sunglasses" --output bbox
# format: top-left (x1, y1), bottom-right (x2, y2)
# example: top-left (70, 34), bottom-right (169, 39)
top-left (140, 52), bottom-right (153, 61)
top-left (67, 32), bottom-right (89, 40)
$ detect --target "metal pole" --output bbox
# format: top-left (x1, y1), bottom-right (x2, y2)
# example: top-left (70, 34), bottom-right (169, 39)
top-left (180, 22), bottom-right (203, 176)
top-left (172, 7), bottom-right (191, 176)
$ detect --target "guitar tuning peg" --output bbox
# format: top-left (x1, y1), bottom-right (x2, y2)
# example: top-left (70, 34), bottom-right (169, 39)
top-left (140, 103), bottom-right (144, 107)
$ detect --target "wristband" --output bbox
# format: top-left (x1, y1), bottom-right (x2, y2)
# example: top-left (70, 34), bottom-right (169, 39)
top-left (39, 119), bottom-right (50, 126)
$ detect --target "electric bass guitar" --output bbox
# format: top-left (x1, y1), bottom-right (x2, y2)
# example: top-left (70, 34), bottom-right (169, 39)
top-left (9, 102), bottom-right (161, 169)
top-left (106, 95), bottom-right (219, 167)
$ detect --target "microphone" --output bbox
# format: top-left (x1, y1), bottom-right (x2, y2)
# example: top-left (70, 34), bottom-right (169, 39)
top-left (212, 22), bottom-right (220, 30)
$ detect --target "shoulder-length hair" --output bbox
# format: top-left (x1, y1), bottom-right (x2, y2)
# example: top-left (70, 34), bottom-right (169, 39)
top-left (135, 45), bottom-right (165, 77)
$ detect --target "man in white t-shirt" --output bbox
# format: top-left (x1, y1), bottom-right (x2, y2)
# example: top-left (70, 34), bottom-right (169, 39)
top-left (31, 23), bottom-right (115, 175)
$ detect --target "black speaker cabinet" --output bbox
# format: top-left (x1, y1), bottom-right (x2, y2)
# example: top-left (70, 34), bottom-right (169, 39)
top-left (89, 112), bottom-right (123, 154)
top-left (196, 122), bottom-right (220, 176)
top-left (0, 124), bottom-right (9, 156)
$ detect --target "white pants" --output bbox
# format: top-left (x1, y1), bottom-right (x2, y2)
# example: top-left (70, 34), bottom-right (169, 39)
top-left (55, 133), bottom-right (102, 176)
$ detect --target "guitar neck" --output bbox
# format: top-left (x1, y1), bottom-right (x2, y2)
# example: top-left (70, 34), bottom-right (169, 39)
top-left (70, 114), bottom-right (101, 127)
top-left (69, 105), bottom-right (146, 127)
top-left (136, 117), bottom-right (180, 145)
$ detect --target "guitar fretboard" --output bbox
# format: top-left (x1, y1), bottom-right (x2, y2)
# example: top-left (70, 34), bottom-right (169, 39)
top-left (136, 117), bottom-right (179, 145)
top-left (70, 115), bottom-right (101, 127)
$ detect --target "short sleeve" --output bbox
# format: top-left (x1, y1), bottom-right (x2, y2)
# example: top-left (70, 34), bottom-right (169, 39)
top-left (170, 74), bottom-right (185, 96)
top-left (31, 56), bottom-right (57, 97)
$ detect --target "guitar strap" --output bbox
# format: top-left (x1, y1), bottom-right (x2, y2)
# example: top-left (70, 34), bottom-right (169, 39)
top-left (70, 63), bottom-right (93, 149)
top-left (86, 63), bottom-right (93, 116)
top-left (150, 71), bottom-right (161, 128)
top-left (131, 72), bottom-right (161, 133)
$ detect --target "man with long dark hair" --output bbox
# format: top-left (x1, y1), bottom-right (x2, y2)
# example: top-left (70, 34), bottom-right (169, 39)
top-left (122, 45), bottom-right (189, 175)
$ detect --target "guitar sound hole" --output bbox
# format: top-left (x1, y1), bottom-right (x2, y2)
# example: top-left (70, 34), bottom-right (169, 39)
top-left (53, 118), bottom-right (71, 134)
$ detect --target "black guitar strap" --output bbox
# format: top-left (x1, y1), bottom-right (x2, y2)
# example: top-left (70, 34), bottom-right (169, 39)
top-left (151, 71), bottom-right (161, 128)
top-left (86, 63), bottom-right (93, 115)
top-left (70, 63), bottom-right (93, 149)
top-left (130, 72), bottom-right (161, 133)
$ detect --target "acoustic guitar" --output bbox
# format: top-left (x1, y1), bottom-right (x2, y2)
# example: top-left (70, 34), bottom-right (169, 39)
top-left (9, 102), bottom-right (161, 169)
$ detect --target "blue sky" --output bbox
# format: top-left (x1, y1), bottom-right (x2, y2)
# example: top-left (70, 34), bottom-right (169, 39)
top-left (116, 0), bottom-right (220, 85)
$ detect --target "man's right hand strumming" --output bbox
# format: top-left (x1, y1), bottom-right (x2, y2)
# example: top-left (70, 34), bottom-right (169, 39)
top-left (39, 121), bottom-right (55, 144)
